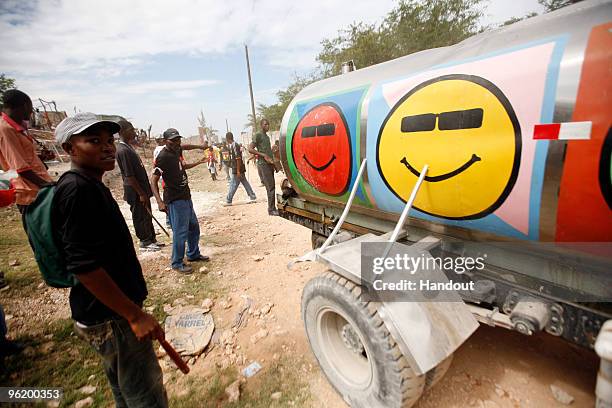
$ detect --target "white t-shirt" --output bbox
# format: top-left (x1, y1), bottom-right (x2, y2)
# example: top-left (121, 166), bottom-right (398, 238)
top-left (153, 145), bottom-right (165, 161)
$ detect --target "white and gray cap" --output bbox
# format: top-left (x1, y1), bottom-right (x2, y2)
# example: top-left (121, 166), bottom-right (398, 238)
top-left (54, 112), bottom-right (121, 144)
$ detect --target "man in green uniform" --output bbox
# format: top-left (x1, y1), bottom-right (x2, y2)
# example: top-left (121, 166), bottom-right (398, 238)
top-left (249, 119), bottom-right (278, 216)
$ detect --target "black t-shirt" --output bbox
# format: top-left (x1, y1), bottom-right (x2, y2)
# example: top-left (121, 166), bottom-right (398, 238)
top-left (115, 141), bottom-right (153, 203)
top-left (228, 142), bottom-right (246, 174)
top-left (52, 170), bottom-right (148, 325)
top-left (153, 147), bottom-right (191, 204)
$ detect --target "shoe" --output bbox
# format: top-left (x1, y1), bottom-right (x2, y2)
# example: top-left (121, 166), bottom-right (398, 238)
top-left (0, 272), bottom-right (6, 290)
top-left (268, 209), bottom-right (279, 216)
top-left (223, 202), bottom-right (232, 207)
top-left (140, 243), bottom-right (161, 252)
top-left (153, 242), bottom-right (166, 247)
top-left (248, 198), bottom-right (257, 203)
top-left (187, 255), bottom-right (210, 262)
top-left (172, 264), bottom-right (193, 274)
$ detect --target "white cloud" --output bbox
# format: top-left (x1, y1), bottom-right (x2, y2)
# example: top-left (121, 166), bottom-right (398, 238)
top-left (0, 0), bottom-right (542, 137)
top-left (0, 0), bottom-right (396, 76)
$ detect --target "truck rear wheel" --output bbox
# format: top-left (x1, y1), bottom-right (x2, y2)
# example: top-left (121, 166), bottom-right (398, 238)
top-left (302, 271), bottom-right (426, 408)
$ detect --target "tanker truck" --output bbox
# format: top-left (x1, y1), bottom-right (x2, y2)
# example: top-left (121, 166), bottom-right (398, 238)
top-left (276, 1), bottom-right (612, 406)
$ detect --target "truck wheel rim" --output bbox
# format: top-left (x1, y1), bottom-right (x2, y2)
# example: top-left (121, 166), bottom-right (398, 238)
top-left (316, 306), bottom-right (373, 389)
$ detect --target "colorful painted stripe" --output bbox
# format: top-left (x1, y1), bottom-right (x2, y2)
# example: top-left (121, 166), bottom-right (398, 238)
top-left (533, 121), bottom-right (592, 140)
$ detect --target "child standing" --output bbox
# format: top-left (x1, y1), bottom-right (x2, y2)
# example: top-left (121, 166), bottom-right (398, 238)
top-left (206, 146), bottom-right (217, 181)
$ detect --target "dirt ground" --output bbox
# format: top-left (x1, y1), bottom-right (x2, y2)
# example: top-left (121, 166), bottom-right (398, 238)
top-left (0, 150), bottom-right (600, 407)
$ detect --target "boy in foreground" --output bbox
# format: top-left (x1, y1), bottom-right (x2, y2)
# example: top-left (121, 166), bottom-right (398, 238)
top-left (53, 113), bottom-right (167, 407)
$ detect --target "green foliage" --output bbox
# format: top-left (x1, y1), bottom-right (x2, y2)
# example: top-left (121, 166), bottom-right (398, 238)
top-left (0, 74), bottom-right (17, 109)
top-left (501, 11), bottom-right (538, 26)
top-left (255, 73), bottom-right (320, 130)
top-left (539, 0), bottom-right (575, 12)
top-left (317, 0), bottom-right (485, 76)
top-left (253, 0), bottom-right (487, 129)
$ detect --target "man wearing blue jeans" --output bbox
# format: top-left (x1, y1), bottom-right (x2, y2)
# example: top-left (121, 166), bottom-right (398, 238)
top-left (224, 132), bottom-right (256, 205)
top-left (151, 128), bottom-right (210, 274)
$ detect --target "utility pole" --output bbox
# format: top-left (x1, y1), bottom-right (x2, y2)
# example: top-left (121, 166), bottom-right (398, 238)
top-left (245, 44), bottom-right (257, 135)
top-left (225, 118), bottom-right (229, 133)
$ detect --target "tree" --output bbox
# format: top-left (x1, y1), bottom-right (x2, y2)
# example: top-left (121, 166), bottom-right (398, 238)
top-left (501, 11), bottom-right (538, 26)
top-left (0, 74), bottom-right (16, 109)
top-left (317, 0), bottom-right (485, 76)
top-left (255, 73), bottom-right (320, 130)
top-left (539, 0), bottom-right (576, 12)
top-left (250, 0), bottom-right (486, 128)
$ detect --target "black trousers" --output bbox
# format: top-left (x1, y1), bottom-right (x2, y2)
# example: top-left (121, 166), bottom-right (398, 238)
top-left (258, 163), bottom-right (276, 213)
top-left (129, 199), bottom-right (156, 246)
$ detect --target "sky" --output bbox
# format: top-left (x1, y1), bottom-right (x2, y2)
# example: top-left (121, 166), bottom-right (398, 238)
top-left (0, 0), bottom-right (545, 138)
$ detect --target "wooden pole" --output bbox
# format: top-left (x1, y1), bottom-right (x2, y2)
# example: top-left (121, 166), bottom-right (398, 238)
top-left (245, 44), bottom-right (257, 136)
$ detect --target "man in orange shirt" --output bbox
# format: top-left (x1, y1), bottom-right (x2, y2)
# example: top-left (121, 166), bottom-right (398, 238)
top-left (0, 89), bottom-right (53, 213)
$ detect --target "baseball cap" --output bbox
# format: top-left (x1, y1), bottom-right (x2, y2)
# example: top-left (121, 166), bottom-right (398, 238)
top-left (55, 112), bottom-right (121, 144)
top-left (163, 128), bottom-right (182, 140)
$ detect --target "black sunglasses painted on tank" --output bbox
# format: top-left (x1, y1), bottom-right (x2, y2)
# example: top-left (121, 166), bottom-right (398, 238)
top-left (301, 123), bottom-right (336, 138)
top-left (400, 108), bottom-right (483, 133)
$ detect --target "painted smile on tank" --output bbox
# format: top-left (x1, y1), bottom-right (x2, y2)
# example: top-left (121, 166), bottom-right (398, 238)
top-left (400, 153), bottom-right (481, 182)
top-left (303, 154), bottom-right (337, 172)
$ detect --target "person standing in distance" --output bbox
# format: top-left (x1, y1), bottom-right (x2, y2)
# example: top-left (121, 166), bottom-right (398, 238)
top-left (150, 128), bottom-right (209, 274)
top-left (224, 132), bottom-right (256, 206)
top-left (248, 119), bottom-right (277, 216)
top-left (116, 119), bottom-right (161, 252)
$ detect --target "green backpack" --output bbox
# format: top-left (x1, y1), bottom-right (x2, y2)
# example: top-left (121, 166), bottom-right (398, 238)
top-left (24, 178), bottom-right (78, 288)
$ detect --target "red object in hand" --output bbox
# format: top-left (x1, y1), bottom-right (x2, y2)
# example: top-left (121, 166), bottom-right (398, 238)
top-left (158, 338), bottom-right (190, 374)
top-left (0, 186), bottom-right (15, 208)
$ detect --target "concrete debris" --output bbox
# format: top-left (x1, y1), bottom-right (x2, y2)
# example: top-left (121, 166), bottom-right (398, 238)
top-left (252, 255), bottom-right (264, 262)
top-left (260, 303), bottom-right (273, 316)
top-left (78, 385), bottom-right (97, 395)
top-left (145, 306), bottom-right (155, 313)
top-left (225, 379), bottom-right (241, 403)
top-left (8, 259), bottom-right (19, 267)
top-left (199, 266), bottom-right (209, 274)
top-left (201, 298), bottom-right (214, 310)
top-left (164, 306), bottom-right (215, 356)
top-left (232, 295), bottom-right (253, 329)
top-left (219, 300), bottom-right (232, 310)
top-left (550, 385), bottom-right (574, 405)
top-left (271, 392), bottom-right (282, 400)
top-left (75, 397), bottom-right (94, 408)
top-left (220, 330), bottom-right (235, 346)
top-left (250, 329), bottom-right (268, 344)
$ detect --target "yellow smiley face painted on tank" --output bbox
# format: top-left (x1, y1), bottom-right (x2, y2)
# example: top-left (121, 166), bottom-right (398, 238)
top-left (376, 74), bottom-right (521, 220)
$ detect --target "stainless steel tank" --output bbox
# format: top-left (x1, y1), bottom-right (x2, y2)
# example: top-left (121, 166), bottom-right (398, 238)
top-left (279, 0), bottom-right (612, 243)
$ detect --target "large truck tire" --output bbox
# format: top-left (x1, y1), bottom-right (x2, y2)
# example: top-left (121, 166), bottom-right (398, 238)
top-left (302, 271), bottom-right (426, 408)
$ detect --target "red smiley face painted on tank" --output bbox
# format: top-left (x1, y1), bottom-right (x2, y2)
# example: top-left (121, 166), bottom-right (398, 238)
top-left (292, 103), bottom-right (352, 195)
